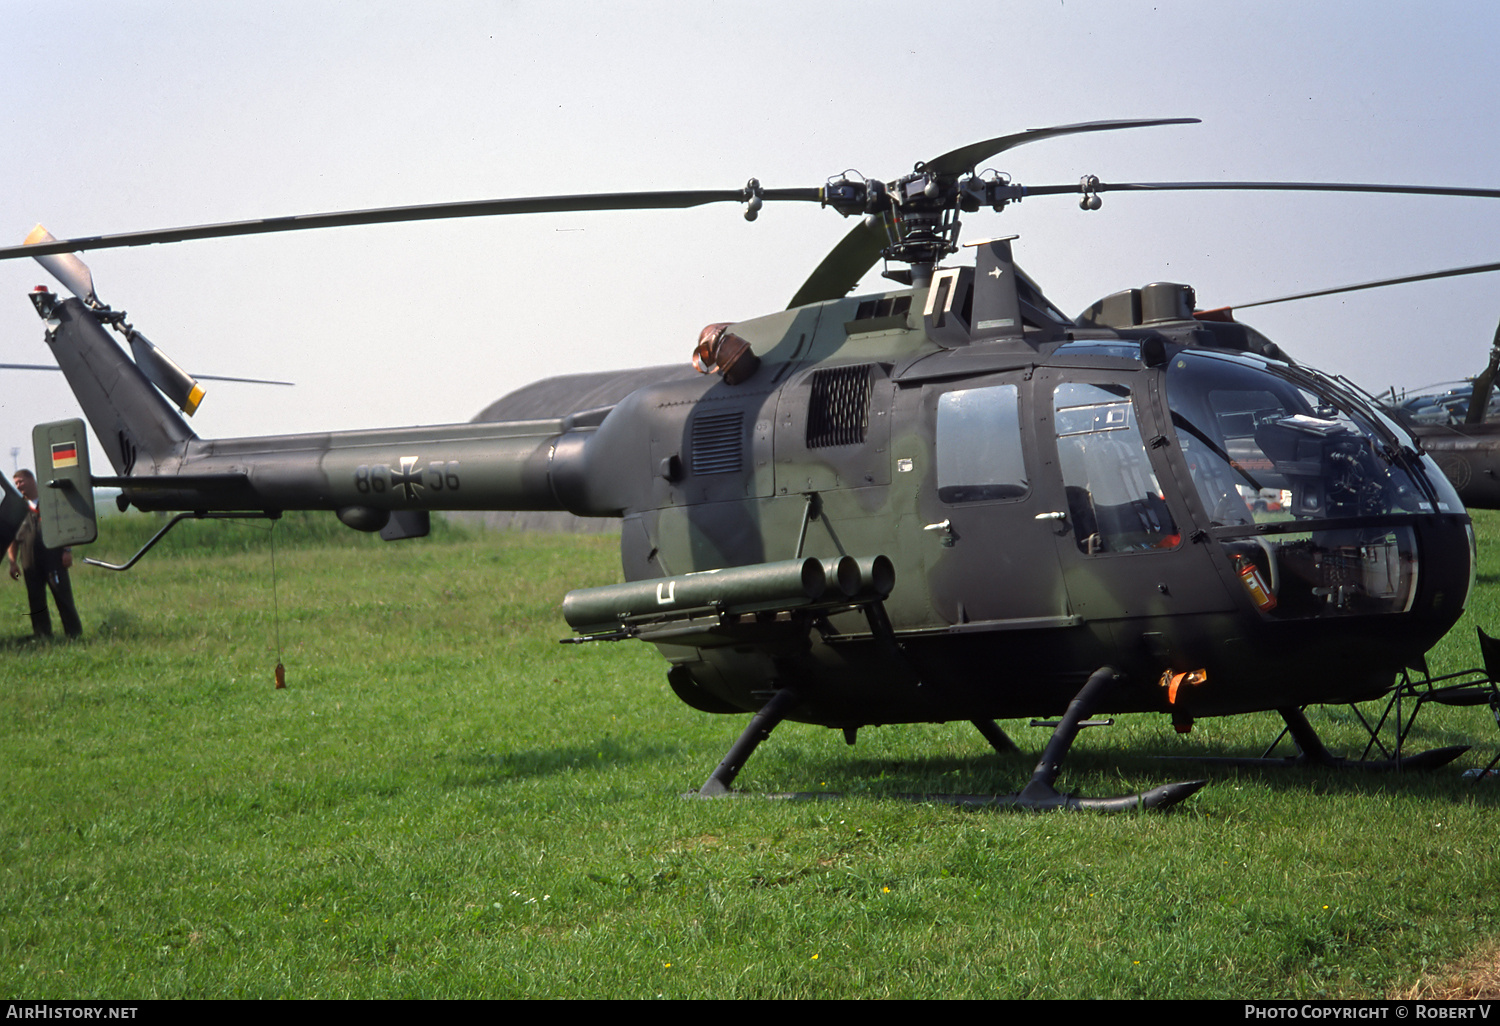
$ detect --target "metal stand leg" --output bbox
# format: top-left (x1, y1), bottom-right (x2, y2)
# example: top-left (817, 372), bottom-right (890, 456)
top-left (698, 688), bottom-right (802, 797)
top-left (1175, 706), bottom-right (1469, 772)
top-left (1277, 706), bottom-right (1468, 771)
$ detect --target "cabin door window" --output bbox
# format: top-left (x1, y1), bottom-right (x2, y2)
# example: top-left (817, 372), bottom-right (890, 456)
top-left (1052, 381), bottom-right (1179, 554)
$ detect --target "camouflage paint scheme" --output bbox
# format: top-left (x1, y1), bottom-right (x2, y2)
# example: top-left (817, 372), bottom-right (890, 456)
top-left (28, 234), bottom-right (1475, 739)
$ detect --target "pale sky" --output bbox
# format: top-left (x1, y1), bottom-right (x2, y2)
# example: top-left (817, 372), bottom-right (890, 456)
top-left (4, 0), bottom-right (1499, 471)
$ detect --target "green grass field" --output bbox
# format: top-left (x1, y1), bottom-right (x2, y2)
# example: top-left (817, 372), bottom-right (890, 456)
top-left (2, 511), bottom-right (1498, 999)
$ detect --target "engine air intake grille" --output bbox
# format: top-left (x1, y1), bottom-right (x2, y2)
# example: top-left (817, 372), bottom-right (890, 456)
top-left (691, 410), bottom-right (744, 475)
top-left (807, 365), bottom-right (872, 448)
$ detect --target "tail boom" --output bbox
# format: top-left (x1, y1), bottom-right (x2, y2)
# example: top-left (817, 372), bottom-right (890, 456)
top-left (33, 290), bottom-right (632, 520)
top-left (121, 419), bottom-right (581, 515)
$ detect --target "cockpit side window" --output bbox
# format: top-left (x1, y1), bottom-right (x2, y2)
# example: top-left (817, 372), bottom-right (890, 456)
top-left (935, 384), bottom-right (1028, 503)
top-left (1053, 381), bottom-right (1178, 554)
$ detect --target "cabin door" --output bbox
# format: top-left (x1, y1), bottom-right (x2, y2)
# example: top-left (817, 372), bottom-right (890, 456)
top-left (902, 372), bottom-right (1073, 628)
top-left (1032, 368), bottom-right (1201, 622)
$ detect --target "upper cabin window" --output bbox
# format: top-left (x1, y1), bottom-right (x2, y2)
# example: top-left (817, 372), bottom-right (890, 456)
top-left (1054, 381), bottom-right (1178, 553)
top-left (935, 384), bottom-right (1028, 502)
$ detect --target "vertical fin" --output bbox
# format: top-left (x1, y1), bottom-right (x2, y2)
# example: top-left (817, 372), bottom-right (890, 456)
top-left (41, 297), bottom-right (195, 474)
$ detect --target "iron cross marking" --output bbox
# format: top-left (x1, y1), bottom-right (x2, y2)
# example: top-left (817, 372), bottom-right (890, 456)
top-left (391, 456), bottom-right (423, 501)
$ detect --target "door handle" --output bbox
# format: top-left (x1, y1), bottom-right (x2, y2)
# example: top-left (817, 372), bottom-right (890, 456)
top-left (923, 519), bottom-right (955, 547)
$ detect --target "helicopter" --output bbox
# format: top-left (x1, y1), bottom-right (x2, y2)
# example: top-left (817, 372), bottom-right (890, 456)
top-left (1381, 333), bottom-right (1500, 510)
top-left (1192, 266), bottom-right (1500, 512)
top-left (4, 117), bottom-right (1497, 811)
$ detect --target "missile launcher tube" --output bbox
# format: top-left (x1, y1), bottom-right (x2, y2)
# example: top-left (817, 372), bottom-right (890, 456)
top-left (563, 555), bottom-right (896, 635)
top-left (563, 558), bottom-right (830, 635)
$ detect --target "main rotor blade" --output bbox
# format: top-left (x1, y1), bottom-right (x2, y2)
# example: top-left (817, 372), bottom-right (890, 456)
top-left (923, 118), bottom-right (1201, 176)
top-left (0, 363), bottom-right (293, 386)
top-left (1234, 259), bottom-right (1500, 309)
top-left (787, 217), bottom-right (890, 309)
top-left (1023, 179), bottom-right (1500, 201)
top-left (0, 188), bottom-right (822, 261)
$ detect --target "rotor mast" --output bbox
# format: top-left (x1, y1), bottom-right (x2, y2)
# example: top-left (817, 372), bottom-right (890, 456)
top-left (820, 167), bottom-right (997, 290)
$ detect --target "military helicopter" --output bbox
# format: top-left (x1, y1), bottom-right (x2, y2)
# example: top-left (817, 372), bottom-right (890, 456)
top-left (1198, 267), bottom-right (1500, 511)
top-left (1380, 332), bottom-right (1500, 509)
top-left (4, 118), bottom-right (1497, 811)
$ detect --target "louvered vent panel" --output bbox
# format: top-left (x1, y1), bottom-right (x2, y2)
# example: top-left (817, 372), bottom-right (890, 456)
top-left (806, 365), bottom-right (872, 448)
top-left (691, 410), bottom-right (744, 475)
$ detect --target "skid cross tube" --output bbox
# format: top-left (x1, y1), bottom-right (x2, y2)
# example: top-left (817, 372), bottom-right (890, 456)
top-left (693, 672), bottom-right (1205, 810)
top-left (697, 688), bottom-right (802, 797)
top-left (972, 718), bottom-right (1020, 755)
top-left (988, 667), bottom-right (1206, 811)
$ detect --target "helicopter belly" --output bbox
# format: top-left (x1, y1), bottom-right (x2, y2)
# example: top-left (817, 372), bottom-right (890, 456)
top-left (654, 601), bottom-right (1448, 729)
top-left (642, 510), bottom-right (1470, 728)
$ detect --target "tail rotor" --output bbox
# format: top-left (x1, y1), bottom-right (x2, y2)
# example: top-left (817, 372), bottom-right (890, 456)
top-left (25, 225), bottom-right (207, 417)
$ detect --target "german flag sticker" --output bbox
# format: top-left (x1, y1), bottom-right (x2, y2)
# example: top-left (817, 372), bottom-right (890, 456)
top-left (51, 441), bottom-right (79, 469)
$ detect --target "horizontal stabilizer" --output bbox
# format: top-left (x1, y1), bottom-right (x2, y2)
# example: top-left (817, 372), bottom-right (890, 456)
top-left (92, 472), bottom-right (250, 490)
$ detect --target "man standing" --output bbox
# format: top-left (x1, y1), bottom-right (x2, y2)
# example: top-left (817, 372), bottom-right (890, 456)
top-left (7, 469), bottom-right (82, 639)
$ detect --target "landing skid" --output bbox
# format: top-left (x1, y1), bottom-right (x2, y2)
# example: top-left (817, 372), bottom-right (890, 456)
top-left (693, 666), bottom-right (1206, 812)
top-left (1171, 631), bottom-right (1500, 775)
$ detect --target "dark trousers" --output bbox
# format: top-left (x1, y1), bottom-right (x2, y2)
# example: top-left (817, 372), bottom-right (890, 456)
top-left (24, 565), bottom-right (81, 638)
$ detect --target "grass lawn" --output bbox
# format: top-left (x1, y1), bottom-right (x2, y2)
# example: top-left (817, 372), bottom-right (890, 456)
top-left (2, 511), bottom-right (1498, 999)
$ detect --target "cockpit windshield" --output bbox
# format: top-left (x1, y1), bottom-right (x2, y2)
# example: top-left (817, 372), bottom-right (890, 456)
top-left (1165, 350), bottom-right (1460, 620)
top-left (1166, 350), bottom-right (1436, 525)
